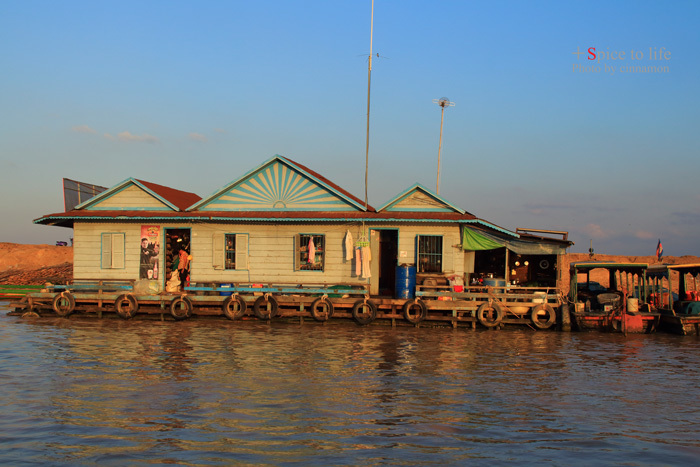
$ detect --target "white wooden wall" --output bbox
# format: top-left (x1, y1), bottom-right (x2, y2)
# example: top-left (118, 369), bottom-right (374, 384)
top-left (73, 221), bottom-right (465, 285)
top-left (73, 223), bottom-right (142, 280)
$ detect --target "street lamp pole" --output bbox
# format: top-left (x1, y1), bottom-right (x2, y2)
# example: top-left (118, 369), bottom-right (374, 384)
top-left (433, 97), bottom-right (455, 194)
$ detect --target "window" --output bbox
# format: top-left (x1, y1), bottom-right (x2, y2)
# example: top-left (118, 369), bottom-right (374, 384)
top-left (225, 234), bottom-right (236, 270)
top-left (296, 234), bottom-right (324, 271)
top-left (417, 235), bottom-right (442, 273)
top-left (213, 233), bottom-right (248, 270)
top-left (101, 233), bottom-right (125, 269)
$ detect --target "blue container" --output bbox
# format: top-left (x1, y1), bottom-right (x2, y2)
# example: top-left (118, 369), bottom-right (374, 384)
top-left (482, 277), bottom-right (506, 293)
top-left (219, 283), bottom-right (233, 296)
top-left (395, 265), bottom-right (417, 299)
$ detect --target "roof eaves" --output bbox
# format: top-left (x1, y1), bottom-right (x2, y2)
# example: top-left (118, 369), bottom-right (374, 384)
top-left (460, 219), bottom-right (519, 237)
top-left (130, 179), bottom-right (179, 211)
top-left (377, 183), bottom-right (465, 214)
top-left (74, 177), bottom-right (135, 210)
top-left (278, 155), bottom-right (372, 212)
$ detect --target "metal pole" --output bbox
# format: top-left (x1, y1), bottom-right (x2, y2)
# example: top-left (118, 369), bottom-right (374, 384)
top-left (364, 0), bottom-right (374, 210)
top-left (436, 105), bottom-right (445, 194)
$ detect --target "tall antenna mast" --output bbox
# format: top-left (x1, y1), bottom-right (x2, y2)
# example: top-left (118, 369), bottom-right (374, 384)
top-left (364, 0), bottom-right (374, 209)
top-left (433, 97), bottom-right (455, 194)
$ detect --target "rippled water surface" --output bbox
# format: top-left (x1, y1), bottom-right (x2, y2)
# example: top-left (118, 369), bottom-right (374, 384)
top-left (2, 302), bottom-right (700, 466)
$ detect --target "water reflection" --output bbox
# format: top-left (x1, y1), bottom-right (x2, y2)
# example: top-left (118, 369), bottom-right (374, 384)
top-left (1, 306), bottom-right (700, 465)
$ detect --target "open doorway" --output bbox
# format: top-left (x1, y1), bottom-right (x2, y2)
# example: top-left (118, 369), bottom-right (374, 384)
top-left (370, 229), bottom-right (398, 297)
top-left (164, 228), bottom-right (191, 292)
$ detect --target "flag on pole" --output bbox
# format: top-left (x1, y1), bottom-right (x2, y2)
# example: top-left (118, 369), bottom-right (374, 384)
top-left (656, 239), bottom-right (663, 260)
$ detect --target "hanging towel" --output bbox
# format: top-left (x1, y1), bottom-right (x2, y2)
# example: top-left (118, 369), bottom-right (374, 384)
top-left (344, 230), bottom-right (354, 261)
top-left (308, 236), bottom-right (316, 264)
top-left (355, 247), bottom-right (362, 276)
top-left (361, 245), bottom-right (371, 278)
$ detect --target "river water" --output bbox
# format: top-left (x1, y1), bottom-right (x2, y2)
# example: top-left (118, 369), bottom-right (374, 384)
top-left (1, 303), bottom-right (699, 466)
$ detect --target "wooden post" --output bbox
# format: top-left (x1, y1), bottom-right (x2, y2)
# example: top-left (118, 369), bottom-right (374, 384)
top-left (560, 304), bottom-right (571, 332)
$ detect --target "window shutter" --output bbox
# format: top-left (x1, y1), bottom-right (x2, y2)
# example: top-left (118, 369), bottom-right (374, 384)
top-left (415, 235), bottom-right (420, 272)
top-left (438, 236), bottom-right (445, 273)
top-left (212, 233), bottom-right (224, 270)
top-left (236, 234), bottom-right (248, 270)
top-left (320, 235), bottom-right (325, 270)
top-left (112, 233), bottom-right (125, 269)
top-left (101, 233), bottom-right (112, 269)
top-left (293, 234), bottom-right (300, 271)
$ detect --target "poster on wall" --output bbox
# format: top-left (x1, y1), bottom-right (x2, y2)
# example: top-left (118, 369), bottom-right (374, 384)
top-left (140, 225), bottom-right (161, 280)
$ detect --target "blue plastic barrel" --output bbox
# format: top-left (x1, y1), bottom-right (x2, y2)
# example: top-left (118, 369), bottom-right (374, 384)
top-left (220, 283), bottom-right (233, 296)
top-left (395, 265), bottom-right (417, 299)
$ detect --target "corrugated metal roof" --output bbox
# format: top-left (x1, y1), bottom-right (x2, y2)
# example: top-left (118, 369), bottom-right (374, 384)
top-left (35, 209), bottom-right (479, 224)
top-left (135, 179), bottom-right (201, 211)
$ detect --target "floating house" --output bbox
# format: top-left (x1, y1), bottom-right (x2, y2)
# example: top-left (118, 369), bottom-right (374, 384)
top-left (31, 155), bottom-right (572, 326)
top-left (36, 155), bottom-right (569, 293)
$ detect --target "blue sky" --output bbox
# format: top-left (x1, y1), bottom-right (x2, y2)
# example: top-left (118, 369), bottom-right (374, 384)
top-left (1, 1), bottom-right (698, 255)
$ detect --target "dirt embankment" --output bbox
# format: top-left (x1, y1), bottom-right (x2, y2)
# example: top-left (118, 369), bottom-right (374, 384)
top-left (0, 243), bottom-right (73, 285)
top-left (1, 242), bottom-right (699, 287)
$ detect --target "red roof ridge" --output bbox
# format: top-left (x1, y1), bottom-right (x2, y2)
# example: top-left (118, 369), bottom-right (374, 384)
top-left (135, 179), bottom-right (201, 211)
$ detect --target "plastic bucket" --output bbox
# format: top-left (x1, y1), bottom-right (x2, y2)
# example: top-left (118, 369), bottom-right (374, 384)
top-left (627, 297), bottom-right (639, 312)
top-left (220, 283), bottom-right (233, 296)
top-left (533, 291), bottom-right (547, 304)
top-left (395, 265), bottom-right (416, 299)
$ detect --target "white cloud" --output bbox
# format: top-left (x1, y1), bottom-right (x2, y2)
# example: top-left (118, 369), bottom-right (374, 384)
top-left (582, 223), bottom-right (608, 239)
top-left (1, 160), bottom-right (18, 170)
top-left (116, 131), bottom-right (159, 144)
top-left (189, 132), bottom-right (207, 142)
top-left (72, 124), bottom-right (97, 134)
top-left (103, 133), bottom-right (115, 141)
top-left (214, 128), bottom-right (227, 134)
top-left (634, 230), bottom-right (655, 240)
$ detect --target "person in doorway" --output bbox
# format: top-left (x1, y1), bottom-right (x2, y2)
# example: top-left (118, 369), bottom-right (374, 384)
top-left (177, 246), bottom-right (190, 290)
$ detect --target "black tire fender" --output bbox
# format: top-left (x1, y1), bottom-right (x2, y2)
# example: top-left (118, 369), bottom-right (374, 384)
top-left (52, 292), bottom-right (75, 317)
top-left (477, 302), bottom-right (503, 328)
top-left (403, 299), bottom-right (427, 324)
top-left (531, 304), bottom-right (557, 329)
top-left (115, 294), bottom-right (139, 319)
top-left (222, 294), bottom-right (247, 320)
top-left (170, 296), bottom-right (193, 321)
top-left (352, 300), bottom-right (377, 325)
top-left (253, 294), bottom-right (279, 320)
top-left (310, 297), bottom-right (334, 322)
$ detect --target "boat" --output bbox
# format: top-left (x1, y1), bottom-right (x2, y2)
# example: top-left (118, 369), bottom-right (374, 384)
top-left (646, 264), bottom-right (700, 336)
top-left (568, 262), bottom-right (659, 333)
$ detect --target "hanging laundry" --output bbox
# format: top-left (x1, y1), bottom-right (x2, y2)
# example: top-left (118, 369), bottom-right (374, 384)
top-left (344, 230), bottom-right (354, 261)
top-left (361, 245), bottom-right (372, 278)
top-left (308, 236), bottom-right (316, 264)
top-left (355, 247), bottom-right (362, 276)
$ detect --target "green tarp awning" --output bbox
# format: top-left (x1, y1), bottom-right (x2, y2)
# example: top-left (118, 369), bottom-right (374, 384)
top-left (462, 227), bottom-right (568, 255)
top-left (462, 227), bottom-right (503, 250)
